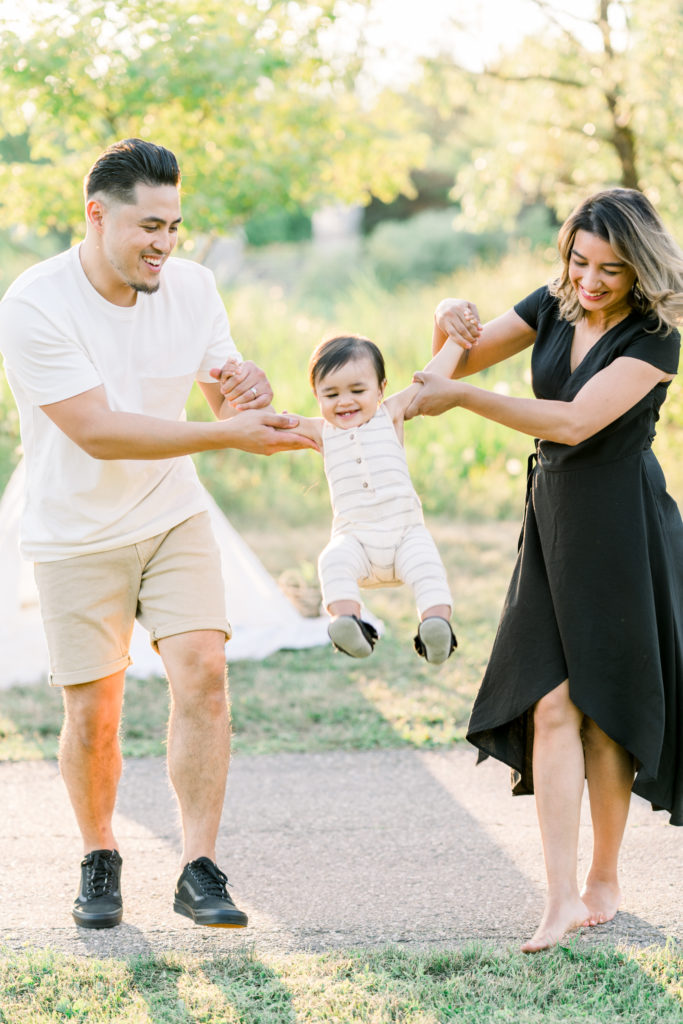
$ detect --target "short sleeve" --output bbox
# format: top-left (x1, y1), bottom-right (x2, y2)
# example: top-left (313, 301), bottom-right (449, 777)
top-left (194, 273), bottom-right (242, 382)
top-left (622, 323), bottom-right (680, 375)
top-left (0, 296), bottom-right (102, 405)
top-left (513, 286), bottom-right (551, 330)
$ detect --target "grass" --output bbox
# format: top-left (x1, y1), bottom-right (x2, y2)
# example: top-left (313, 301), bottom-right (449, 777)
top-left (2, 522), bottom-right (679, 1023)
top-left (1, 524), bottom-right (679, 1021)
top-left (190, 251), bottom-right (683, 526)
top-left (188, 253), bottom-right (548, 527)
top-left (0, 519), bottom-right (517, 760)
top-left (0, 943), bottom-right (680, 1023)
top-left (2, 246), bottom-right (683, 514)
top-left (1, 246), bottom-right (682, 1021)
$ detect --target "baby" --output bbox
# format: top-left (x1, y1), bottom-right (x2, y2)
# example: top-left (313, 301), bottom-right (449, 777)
top-left (296, 333), bottom-right (459, 664)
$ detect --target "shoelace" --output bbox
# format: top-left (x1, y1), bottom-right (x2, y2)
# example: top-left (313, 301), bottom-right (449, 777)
top-left (84, 852), bottom-right (117, 898)
top-left (189, 857), bottom-right (230, 898)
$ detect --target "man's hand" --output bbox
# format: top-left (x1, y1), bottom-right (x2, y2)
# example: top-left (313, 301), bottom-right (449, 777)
top-left (210, 359), bottom-right (273, 409)
top-left (219, 409), bottom-right (319, 454)
top-left (435, 299), bottom-right (482, 351)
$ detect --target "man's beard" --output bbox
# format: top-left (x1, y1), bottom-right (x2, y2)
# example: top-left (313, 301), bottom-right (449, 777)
top-left (130, 280), bottom-right (160, 294)
top-left (107, 247), bottom-right (163, 296)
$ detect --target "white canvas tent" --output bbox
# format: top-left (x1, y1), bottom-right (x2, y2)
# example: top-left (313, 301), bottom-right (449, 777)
top-left (0, 461), bottom-right (330, 688)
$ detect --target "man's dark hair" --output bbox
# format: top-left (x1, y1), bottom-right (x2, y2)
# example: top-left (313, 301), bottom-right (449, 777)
top-left (84, 138), bottom-right (180, 203)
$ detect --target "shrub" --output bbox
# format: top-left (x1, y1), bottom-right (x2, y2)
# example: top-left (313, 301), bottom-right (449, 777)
top-left (244, 208), bottom-right (312, 246)
top-left (364, 209), bottom-right (509, 290)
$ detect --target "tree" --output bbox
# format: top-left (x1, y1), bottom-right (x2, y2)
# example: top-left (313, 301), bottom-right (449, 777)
top-left (416, 0), bottom-right (683, 228)
top-left (0, 0), bottom-right (428, 239)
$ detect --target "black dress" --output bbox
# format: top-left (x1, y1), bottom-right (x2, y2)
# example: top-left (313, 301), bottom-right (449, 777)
top-left (466, 286), bottom-right (683, 826)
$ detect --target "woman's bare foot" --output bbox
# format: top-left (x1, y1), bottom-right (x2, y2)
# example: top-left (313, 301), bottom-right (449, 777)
top-left (521, 895), bottom-right (589, 953)
top-left (580, 877), bottom-right (622, 927)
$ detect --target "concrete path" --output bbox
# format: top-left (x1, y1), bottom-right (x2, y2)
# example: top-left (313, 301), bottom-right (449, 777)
top-left (0, 748), bottom-right (680, 958)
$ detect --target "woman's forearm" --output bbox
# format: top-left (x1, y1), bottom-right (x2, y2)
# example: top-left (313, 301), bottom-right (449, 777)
top-left (413, 376), bottom-right (578, 444)
top-left (455, 382), bottom-right (578, 444)
top-left (415, 355), bottom-right (665, 447)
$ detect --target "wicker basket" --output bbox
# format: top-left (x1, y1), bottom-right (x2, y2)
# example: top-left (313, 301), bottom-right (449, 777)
top-left (278, 568), bottom-right (323, 618)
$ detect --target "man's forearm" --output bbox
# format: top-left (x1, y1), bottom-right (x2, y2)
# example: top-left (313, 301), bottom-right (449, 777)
top-left (41, 384), bottom-right (314, 458)
top-left (79, 409), bottom-right (238, 460)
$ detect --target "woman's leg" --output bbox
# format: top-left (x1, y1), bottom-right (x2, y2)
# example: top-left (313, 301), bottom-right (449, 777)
top-left (580, 718), bottom-right (634, 925)
top-left (522, 680), bottom-right (589, 953)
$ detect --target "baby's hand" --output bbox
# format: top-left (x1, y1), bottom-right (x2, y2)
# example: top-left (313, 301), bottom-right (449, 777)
top-left (210, 359), bottom-right (273, 409)
top-left (409, 371), bottom-right (459, 416)
top-left (283, 412), bottom-right (322, 450)
top-left (435, 298), bottom-right (482, 350)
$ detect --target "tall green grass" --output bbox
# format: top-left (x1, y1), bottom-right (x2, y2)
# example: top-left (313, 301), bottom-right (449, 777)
top-left (2, 243), bottom-right (682, 524)
top-left (193, 250), bottom-right (553, 526)
top-left (192, 248), bottom-right (683, 527)
top-left (0, 243), bottom-right (681, 1022)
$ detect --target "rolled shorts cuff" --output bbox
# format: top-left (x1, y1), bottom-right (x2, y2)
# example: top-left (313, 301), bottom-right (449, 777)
top-left (50, 653), bottom-right (132, 688)
top-left (149, 618), bottom-right (232, 651)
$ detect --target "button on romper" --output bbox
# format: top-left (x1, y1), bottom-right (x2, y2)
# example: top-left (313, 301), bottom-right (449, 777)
top-left (318, 404), bottom-right (452, 616)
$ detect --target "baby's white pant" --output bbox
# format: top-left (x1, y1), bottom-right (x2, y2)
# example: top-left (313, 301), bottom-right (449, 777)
top-left (318, 523), bottom-right (452, 616)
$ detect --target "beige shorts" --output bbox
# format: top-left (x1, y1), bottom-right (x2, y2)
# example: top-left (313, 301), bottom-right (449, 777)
top-left (34, 512), bottom-right (231, 687)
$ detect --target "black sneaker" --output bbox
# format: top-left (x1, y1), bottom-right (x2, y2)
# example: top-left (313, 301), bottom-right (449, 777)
top-left (73, 849), bottom-right (123, 929)
top-left (174, 857), bottom-right (248, 928)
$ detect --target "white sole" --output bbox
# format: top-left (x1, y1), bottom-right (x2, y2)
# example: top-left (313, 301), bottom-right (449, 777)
top-left (418, 618), bottom-right (454, 664)
top-left (328, 617), bottom-right (374, 658)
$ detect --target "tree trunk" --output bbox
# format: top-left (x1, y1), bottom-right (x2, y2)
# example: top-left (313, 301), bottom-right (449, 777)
top-left (604, 91), bottom-right (640, 190)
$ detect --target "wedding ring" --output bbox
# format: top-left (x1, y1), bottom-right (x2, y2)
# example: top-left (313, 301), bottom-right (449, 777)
top-left (250, 386), bottom-right (258, 398)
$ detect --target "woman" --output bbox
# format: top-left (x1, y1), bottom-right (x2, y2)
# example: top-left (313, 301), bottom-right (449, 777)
top-left (409, 188), bottom-right (683, 952)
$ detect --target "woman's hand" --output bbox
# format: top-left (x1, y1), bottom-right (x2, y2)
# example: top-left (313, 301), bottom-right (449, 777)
top-left (405, 371), bottom-right (462, 418)
top-left (435, 298), bottom-right (482, 350)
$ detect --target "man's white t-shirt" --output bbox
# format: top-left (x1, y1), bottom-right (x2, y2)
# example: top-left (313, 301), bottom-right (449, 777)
top-left (0, 245), bottom-right (240, 561)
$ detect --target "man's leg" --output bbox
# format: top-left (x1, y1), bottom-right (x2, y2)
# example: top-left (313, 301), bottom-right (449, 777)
top-left (158, 629), bottom-right (230, 865)
top-left (59, 670), bottom-right (125, 853)
top-left (59, 670), bottom-right (126, 928)
top-left (158, 628), bottom-right (247, 927)
top-left (35, 543), bottom-right (139, 855)
top-left (135, 513), bottom-right (245, 925)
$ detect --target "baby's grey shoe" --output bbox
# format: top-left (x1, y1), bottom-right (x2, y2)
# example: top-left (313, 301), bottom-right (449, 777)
top-left (328, 615), bottom-right (378, 658)
top-left (414, 617), bottom-right (457, 664)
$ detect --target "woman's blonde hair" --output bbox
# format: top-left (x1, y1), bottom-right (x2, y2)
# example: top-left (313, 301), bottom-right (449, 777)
top-left (550, 188), bottom-right (683, 333)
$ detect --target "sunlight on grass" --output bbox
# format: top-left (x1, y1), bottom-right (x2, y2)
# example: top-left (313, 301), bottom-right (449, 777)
top-left (357, 674), bottom-right (470, 744)
top-left (0, 943), bottom-right (680, 1023)
top-left (0, 258), bottom-right (679, 762)
top-left (0, 521), bottom-right (518, 762)
top-left (0, 699), bottom-right (61, 760)
top-left (176, 970), bottom-right (236, 1020)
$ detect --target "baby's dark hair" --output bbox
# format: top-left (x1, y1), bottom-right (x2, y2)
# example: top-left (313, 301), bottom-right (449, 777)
top-left (308, 334), bottom-right (386, 390)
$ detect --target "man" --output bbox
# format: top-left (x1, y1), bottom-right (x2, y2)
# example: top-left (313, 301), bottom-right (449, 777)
top-left (0, 138), bottom-right (312, 930)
